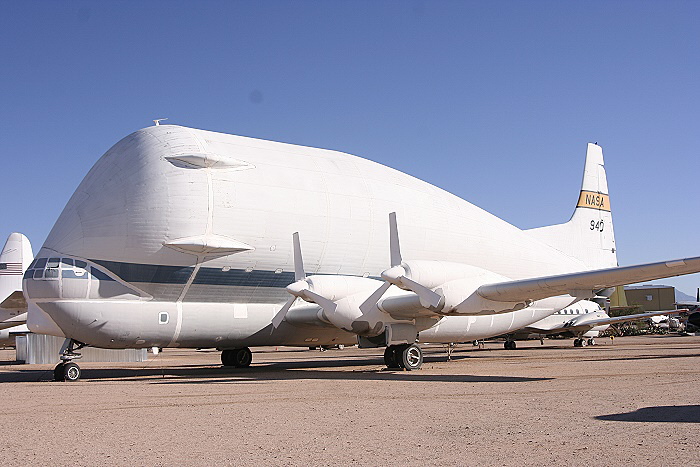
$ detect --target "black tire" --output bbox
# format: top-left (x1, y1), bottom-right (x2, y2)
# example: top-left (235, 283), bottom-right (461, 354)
top-left (384, 346), bottom-right (401, 368)
top-left (221, 349), bottom-right (233, 366)
top-left (53, 363), bottom-right (66, 382)
top-left (573, 339), bottom-right (582, 347)
top-left (400, 344), bottom-right (423, 371)
top-left (63, 362), bottom-right (81, 382)
top-left (233, 347), bottom-right (253, 367)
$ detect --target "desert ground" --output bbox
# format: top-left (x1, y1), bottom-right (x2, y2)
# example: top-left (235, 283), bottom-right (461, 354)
top-left (1, 334), bottom-right (698, 466)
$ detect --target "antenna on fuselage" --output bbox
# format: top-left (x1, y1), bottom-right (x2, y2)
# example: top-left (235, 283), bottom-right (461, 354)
top-left (153, 118), bottom-right (168, 126)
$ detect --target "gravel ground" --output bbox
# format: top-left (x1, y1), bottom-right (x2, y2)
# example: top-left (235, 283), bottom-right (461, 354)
top-left (0, 335), bottom-right (698, 466)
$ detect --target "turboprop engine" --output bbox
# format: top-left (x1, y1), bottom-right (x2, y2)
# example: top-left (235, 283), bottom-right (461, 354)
top-left (272, 214), bottom-right (541, 340)
top-left (284, 273), bottom-right (391, 334)
top-left (272, 233), bottom-right (411, 337)
top-left (379, 260), bottom-right (530, 315)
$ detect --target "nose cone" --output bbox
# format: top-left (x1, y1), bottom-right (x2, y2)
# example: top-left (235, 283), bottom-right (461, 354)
top-left (42, 125), bottom-right (211, 266)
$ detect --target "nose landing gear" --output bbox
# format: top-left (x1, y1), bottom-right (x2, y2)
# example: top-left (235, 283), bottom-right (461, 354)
top-left (54, 339), bottom-right (87, 382)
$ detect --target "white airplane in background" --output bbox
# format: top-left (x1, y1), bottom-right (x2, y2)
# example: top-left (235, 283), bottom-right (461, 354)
top-left (22, 125), bottom-right (700, 381)
top-left (0, 233), bottom-right (32, 346)
top-left (505, 299), bottom-right (686, 348)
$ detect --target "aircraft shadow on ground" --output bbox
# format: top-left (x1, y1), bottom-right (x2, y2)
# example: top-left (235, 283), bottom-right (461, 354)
top-left (0, 354), bottom-right (552, 384)
top-left (581, 353), bottom-right (700, 363)
top-left (595, 405), bottom-right (700, 423)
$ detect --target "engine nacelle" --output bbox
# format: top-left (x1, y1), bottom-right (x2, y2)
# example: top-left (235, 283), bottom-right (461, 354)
top-left (303, 275), bottom-right (378, 303)
top-left (300, 275), bottom-right (388, 334)
top-left (398, 260), bottom-right (528, 315)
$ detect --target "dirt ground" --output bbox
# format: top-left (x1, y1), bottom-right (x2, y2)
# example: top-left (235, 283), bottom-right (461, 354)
top-left (0, 334), bottom-right (698, 466)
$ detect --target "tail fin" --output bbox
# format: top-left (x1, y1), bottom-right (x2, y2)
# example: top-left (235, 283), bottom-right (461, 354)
top-left (527, 143), bottom-right (617, 269)
top-left (0, 233), bottom-right (33, 307)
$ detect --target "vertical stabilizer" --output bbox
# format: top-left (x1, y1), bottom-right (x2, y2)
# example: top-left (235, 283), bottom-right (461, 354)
top-left (0, 233), bottom-right (33, 303)
top-left (527, 143), bottom-right (617, 269)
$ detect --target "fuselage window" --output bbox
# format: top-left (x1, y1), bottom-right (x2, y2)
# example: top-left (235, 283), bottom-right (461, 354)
top-left (158, 312), bottom-right (169, 324)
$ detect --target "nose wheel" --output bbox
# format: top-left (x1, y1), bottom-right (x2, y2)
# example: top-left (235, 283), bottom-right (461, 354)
top-left (54, 362), bottom-right (81, 382)
top-left (53, 339), bottom-right (87, 382)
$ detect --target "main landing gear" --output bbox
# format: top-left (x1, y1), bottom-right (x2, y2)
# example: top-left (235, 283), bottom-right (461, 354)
top-left (384, 343), bottom-right (423, 370)
top-left (221, 347), bottom-right (253, 367)
top-left (503, 338), bottom-right (517, 350)
top-left (54, 339), bottom-right (87, 382)
top-left (573, 338), bottom-right (595, 347)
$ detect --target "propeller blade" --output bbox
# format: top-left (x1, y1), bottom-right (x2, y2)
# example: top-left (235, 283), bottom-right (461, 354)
top-left (389, 212), bottom-right (402, 267)
top-left (304, 290), bottom-right (338, 315)
top-left (359, 281), bottom-right (392, 314)
top-left (272, 296), bottom-right (296, 328)
top-left (292, 232), bottom-right (305, 281)
top-left (400, 276), bottom-right (443, 308)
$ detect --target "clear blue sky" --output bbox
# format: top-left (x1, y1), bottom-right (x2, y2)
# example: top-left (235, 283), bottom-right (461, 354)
top-left (1, 1), bottom-right (698, 294)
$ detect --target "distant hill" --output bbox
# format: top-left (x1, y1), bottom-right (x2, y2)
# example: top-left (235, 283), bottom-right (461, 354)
top-left (675, 289), bottom-right (696, 302)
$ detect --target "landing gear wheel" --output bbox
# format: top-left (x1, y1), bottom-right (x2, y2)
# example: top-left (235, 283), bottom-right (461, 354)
top-left (580, 338), bottom-right (588, 347)
top-left (504, 340), bottom-right (517, 350)
top-left (574, 338), bottom-right (582, 347)
top-left (221, 348), bottom-right (252, 367)
top-left (55, 362), bottom-right (81, 382)
top-left (587, 338), bottom-right (595, 346)
top-left (400, 344), bottom-right (423, 371)
top-left (384, 346), bottom-right (401, 369)
top-left (232, 347), bottom-right (252, 367)
top-left (53, 363), bottom-right (65, 382)
top-left (63, 362), bottom-right (81, 381)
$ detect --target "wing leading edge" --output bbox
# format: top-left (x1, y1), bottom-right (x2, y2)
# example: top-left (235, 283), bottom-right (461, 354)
top-left (477, 257), bottom-right (700, 303)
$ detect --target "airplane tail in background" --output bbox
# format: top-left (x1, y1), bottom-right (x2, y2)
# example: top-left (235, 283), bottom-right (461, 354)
top-left (0, 233), bottom-right (33, 307)
top-left (527, 143), bottom-right (618, 270)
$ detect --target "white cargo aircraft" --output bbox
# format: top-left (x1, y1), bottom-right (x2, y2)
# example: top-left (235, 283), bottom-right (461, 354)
top-left (22, 125), bottom-right (700, 381)
top-left (505, 299), bottom-right (685, 348)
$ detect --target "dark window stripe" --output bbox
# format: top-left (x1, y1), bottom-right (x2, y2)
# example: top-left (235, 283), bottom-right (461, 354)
top-left (91, 260), bottom-right (193, 284)
top-left (193, 268), bottom-right (295, 288)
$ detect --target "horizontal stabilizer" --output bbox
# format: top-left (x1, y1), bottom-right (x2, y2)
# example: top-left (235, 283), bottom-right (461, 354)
top-left (478, 256), bottom-right (700, 303)
top-left (0, 290), bottom-right (27, 310)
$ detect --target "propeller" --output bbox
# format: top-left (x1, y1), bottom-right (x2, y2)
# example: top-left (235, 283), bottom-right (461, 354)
top-left (359, 212), bottom-right (442, 313)
top-left (271, 233), bottom-right (337, 329)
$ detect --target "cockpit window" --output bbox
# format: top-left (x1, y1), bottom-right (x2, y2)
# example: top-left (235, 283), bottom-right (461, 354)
top-left (44, 268), bottom-right (59, 279)
top-left (75, 260), bottom-right (87, 269)
top-left (61, 258), bottom-right (74, 267)
top-left (34, 258), bottom-right (47, 269)
top-left (47, 258), bottom-right (60, 268)
top-left (33, 269), bottom-right (44, 279)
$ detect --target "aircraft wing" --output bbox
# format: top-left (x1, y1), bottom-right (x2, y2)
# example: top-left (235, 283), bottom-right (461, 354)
top-left (477, 257), bottom-right (700, 303)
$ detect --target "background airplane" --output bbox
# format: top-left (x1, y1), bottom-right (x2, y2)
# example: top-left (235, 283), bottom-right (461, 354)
top-left (506, 299), bottom-right (686, 348)
top-left (0, 233), bottom-right (32, 347)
